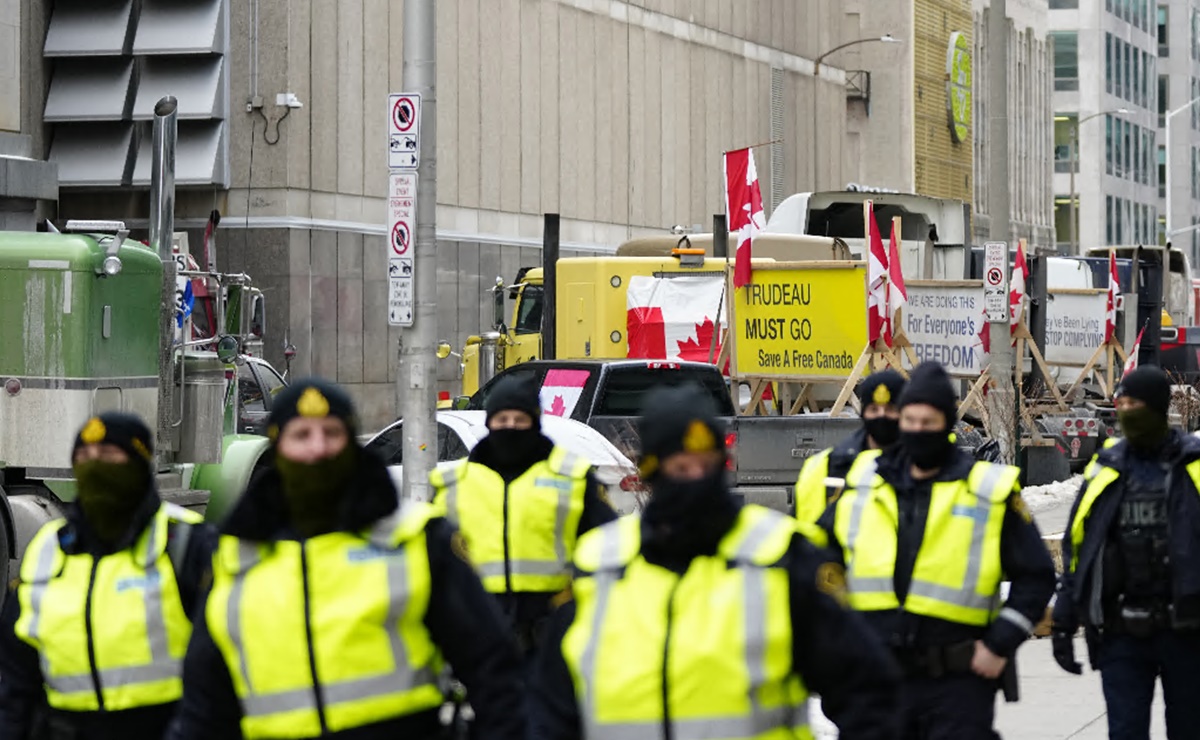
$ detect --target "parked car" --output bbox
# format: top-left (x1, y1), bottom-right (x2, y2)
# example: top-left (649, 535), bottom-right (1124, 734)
top-left (236, 357), bottom-right (289, 435)
top-left (364, 410), bottom-right (645, 515)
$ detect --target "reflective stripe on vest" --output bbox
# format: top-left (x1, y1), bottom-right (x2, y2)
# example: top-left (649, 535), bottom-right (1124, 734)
top-left (792, 448), bottom-right (832, 524)
top-left (15, 503), bottom-right (200, 711)
top-left (433, 446), bottom-right (588, 591)
top-left (837, 455), bottom-right (1013, 626)
top-left (569, 508), bottom-right (811, 740)
top-left (207, 504), bottom-right (442, 738)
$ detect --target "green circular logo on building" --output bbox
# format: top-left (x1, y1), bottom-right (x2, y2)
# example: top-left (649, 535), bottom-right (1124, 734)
top-left (946, 31), bottom-right (972, 143)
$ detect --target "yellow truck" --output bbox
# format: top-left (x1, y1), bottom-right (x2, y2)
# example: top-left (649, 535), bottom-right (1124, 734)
top-left (446, 233), bottom-right (852, 397)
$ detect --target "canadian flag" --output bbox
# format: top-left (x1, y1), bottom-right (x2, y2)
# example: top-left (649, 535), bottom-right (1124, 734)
top-left (626, 275), bottom-right (727, 367)
top-left (1105, 250), bottom-right (1119, 343)
top-left (866, 201), bottom-right (891, 345)
top-left (887, 219), bottom-right (908, 330)
top-left (1010, 242), bottom-right (1029, 326)
top-left (1122, 327), bottom-right (1145, 377)
top-left (725, 148), bottom-right (766, 289)
top-left (539, 369), bottom-right (591, 418)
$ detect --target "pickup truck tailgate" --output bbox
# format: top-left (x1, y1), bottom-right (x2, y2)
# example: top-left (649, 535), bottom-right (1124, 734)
top-left (731, 415), bottom-right (861, 512)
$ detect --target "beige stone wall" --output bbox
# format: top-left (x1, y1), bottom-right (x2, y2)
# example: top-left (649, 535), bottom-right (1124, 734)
top-left (0, 0), bottom-right (19, 132)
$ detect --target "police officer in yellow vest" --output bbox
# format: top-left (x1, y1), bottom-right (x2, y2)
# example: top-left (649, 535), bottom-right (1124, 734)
top-left (794, 370), bottom-right (905, 523)
top-left (1051, 365), bottom-right (1200, 739)
top-left (0, 412), bottom-right (215, 740)
top-left (431, 375), bottom-right (616, 662)
top-left (167, 379), bottom-right (525, 740)
top-left (531, 384), bottom-right (902, 740)
top-left (818, 361), bottom-right (1055, 740)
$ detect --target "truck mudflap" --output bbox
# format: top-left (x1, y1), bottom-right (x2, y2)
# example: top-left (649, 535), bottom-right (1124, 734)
top-left (193, 434), bottom-right (271, 526)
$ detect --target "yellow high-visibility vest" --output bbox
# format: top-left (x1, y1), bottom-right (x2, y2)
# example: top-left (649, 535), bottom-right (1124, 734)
top-left (431, 445), bottom-right (590, 593)
top-left (562, 505), bottom-right (813, 740)
top-left (15, 503), bottom-right (203, 712)
top-left (793, 448), bottom-right (836, 524)
top-left (205, 502), bottom-right (445, 739)
top-left (833, 451), bottom-right (1016, 627)
top-left (1069, 456), bottom-right (1200, 572)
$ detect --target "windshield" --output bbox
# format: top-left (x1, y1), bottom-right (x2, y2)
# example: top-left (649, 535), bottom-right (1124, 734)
top-left (515, 285), bottom-right (543, 334)
top-left (593, 366), bottom-right (736, 417)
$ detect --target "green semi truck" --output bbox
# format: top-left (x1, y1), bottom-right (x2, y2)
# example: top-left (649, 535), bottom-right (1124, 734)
top-left (0, 97), bottom-right (278, 583)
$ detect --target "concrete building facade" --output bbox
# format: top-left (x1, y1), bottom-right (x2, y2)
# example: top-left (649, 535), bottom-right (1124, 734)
top-left (1050, 0), bottom-right (1160, 255)
top-left (842, 0), bottom-right (1055, 250)
top-left (1156, 0), bottom-right (1200, 258)
top-left (14, 0), bottom-right (861, 430)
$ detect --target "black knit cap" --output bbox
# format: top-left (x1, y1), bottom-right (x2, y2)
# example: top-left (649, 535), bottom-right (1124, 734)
top-left (858, 369), bottom-right (906, 409)
top-left (636, 384), bottom-right (726, 480)
top-left (1116, 364), bottom-right (1172, 418)
top-left (72, 411), bottom-right (155, 468)
top-left (484, 375), bottom-right (543, 427)
top-left (267, 377), bottom-right (359, 442)
top-left (897, 361), bottom-right (958, 430)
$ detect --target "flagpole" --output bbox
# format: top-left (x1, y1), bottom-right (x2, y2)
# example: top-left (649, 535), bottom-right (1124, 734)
top-left (723, 139), bottom-right (784, 155)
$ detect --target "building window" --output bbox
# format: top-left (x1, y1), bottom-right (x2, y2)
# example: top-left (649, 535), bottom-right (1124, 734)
top-left (1050, 0), bottom-right (1079, 7)
top-left (1052, 31), bottom-right (1079, 90)
top-left (1054, 114), bottom-right (1078, 173)
top-left (1160, 6), bottom-right (1170, 57)
top-left (1124, 42), bottom-right (1132, 101)
top-left (1193, 9), bottom-right (1200, 61)
top-left (1107, 196), bottom-right (1114, 243)
top-left (1133, 50), bottom-right (1140, 104)
top-left (1159, 145), bottom-right (1167, 197)
top-left (1107, 35), bottom-right (1114, 94)
top-left (1107, 115), bottom-right (1114, 175)
top-left (1194, 78), bottom-right (1200, 130)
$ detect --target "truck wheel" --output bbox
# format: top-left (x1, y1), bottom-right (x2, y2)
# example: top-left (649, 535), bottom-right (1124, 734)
top-left (0, 495), bottom-right (10, 609)
top-left (1024, 446), bottom-right (1071, 487)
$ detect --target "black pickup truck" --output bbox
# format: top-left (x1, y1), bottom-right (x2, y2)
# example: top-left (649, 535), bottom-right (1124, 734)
top-left (467, 359), bottom-right (862, 513)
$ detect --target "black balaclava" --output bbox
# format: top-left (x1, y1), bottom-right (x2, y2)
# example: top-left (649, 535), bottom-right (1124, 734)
top-left (482, 375), bottom-right (548, 477)
top-left (1115, 365), bottom-right (1172, 453)
top-left (637, 385), bottom-right (736, 560)
top-left (858, 369), bottom-right (906, 448)
top-left (71, 412), bottom-right (156, 545)
top-left (267, 378), bottom-right (360, 537)
top-left (896, 361), bottom-right (959, 471)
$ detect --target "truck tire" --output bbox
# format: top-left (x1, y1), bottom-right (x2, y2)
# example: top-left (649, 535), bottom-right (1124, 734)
top-left (5, 487), bottom-right (65, 585)
top-left (1024, 446), bottom-right (1071, 487)
top-left (0, 493), bottom-right (10, 609)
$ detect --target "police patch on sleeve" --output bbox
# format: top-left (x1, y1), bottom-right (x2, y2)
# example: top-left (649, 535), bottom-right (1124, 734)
top-left (451, 532), bottom-right (473, 565)
top-left (815, 561), bottom-right (849, 607)
top-left (1010, 492), bottom-right (1033, 524)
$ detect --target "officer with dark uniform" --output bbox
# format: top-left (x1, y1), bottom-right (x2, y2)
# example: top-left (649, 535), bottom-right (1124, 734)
top-left (167, 379), bottom-right (524, 740)
top-left (532, 384), bottom-right (902, 740)
top-left (794, 369), bottom-right (906, 522)
top-left (818, 361), bottom-right (1056, 739)
top-left (431, 375), bottom-right (616, 664)
top-left (1052, 365), bottom-right (1200, 739)
top-left (0, 412), bottom-right (215, 739)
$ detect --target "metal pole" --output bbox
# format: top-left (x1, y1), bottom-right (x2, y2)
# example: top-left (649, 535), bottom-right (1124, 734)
top-left (987, 0), bottom-right (1016, 464)
top-left (151, 97), bottom-right (179, 467)
top-left (398, 0), bottom-right (437, 502)
top-left (1167, 114), bottom-right (1173, 240)
top-left (1068, 125), bottom-right (1077, 255)
top-left (542, 214), bottom-right (560, 360)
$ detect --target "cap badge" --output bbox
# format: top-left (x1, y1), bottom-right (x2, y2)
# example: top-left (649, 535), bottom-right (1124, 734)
top-left (297, 387), bottom-right (331, 418)
top-left (682, 420), bottom-right (716, 453)
top-left (872, 384), bottom-right (891, 405)
top-left (80, 417), bottom-right (107, 445)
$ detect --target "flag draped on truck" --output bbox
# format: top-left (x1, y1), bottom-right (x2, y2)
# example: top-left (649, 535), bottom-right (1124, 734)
top-left (626, 275), bottom-right (727, 366)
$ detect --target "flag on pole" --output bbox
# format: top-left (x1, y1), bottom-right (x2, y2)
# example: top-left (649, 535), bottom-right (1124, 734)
top-left (724, 148), bottom-right (766, 289)
top-left (866, 201), bottom-right (891, 345)
top-left (887, 219), bottom-right (907, 332)
top-left (1010, 242), bottom-right (1029, 326)
top-left (1122, 327), bottom-right (1145, 377)
top-left (1105, 250), bottom-right (1120, 343)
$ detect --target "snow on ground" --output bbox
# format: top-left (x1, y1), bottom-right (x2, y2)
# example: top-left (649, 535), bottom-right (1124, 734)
top-left (1021, 474), bottom-right (1082, 513)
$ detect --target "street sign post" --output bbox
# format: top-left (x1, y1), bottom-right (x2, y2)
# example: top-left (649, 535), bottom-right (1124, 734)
top-left (983, 241), bottom-right (1009, 323)
top-left (387, 172), bottom-right (417, 326)
top-left (388, 93), bottom-right (421, 170)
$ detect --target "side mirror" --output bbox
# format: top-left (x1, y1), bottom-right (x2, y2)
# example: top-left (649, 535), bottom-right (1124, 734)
top-left (452, 395), bottom-right (471, 410)
top-left (436, 342), bottom-right (452, 360)
top-left (250, 292), bottom-right (266, 339)
top-left (216, 335), bottom-right (240, 364)
top-left (492, 284), bottom-right (506, 328)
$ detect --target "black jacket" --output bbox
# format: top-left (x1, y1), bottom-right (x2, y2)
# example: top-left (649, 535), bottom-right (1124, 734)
top-left (0, 484), bottom-right (217, 740)
top-left (463, 432), bottom-right (618, 640)
top-left (166, 446), bottom-right (526, 740)
top-left (1053, 431), bottom-right (1200, 640)
top-left (531, 506), bottom-right (903, 740)
top-left (818, 446), bottom-right (1056, 660)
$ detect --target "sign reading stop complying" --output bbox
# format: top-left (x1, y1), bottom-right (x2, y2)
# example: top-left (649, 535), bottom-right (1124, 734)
top-left (730, 263), bottom-right (868, 378)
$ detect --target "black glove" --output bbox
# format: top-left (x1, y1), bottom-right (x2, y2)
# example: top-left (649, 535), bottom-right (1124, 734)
top-left (1051, 630), bottom-right (1083, 675)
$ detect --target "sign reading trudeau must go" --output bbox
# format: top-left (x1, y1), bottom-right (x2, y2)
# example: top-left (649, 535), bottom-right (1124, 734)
top-left (732, 264), bottom-right (868, 378)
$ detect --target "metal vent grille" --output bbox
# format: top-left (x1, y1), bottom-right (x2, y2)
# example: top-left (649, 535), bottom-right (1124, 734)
top-left (770, 66), bottom-right (785, 214)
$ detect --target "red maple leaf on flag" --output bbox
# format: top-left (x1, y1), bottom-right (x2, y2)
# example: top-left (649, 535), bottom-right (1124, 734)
top-left (675, 318), bottom-right (722, 363)
top-left (549, 395), bottom-right (567, 416)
